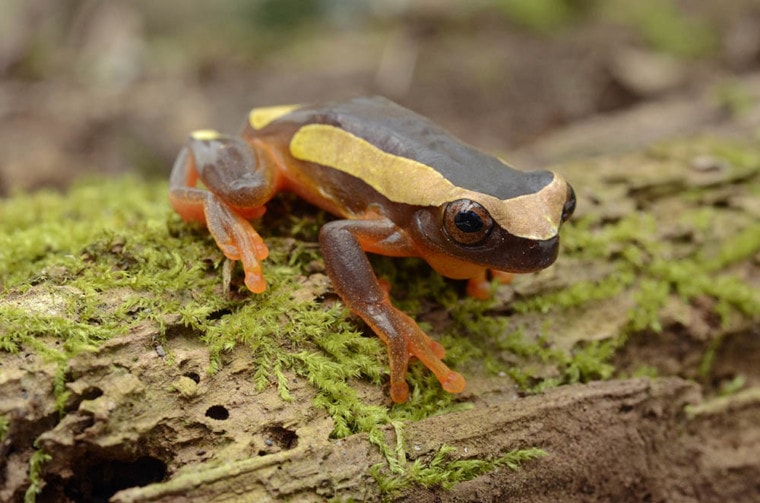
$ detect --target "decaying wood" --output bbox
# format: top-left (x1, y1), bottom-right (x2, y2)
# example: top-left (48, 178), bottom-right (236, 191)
top-left (112, 378), bottom-right (760, 503)
top-left (4, 324), bottom-right (758, 502)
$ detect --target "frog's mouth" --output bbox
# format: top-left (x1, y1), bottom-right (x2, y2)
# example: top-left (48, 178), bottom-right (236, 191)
top-left (496, 233), bottom-right (560, 273)
top-left (464, 227), bottom-right (560, 273)
top-left (411, 208), bottom-right (562, 276)
top-left (422, 233), bottom-right (559, 280)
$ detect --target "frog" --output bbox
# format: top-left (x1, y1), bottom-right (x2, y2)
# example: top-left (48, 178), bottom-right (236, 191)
top-left (169, 96), bottom-right (576, 403)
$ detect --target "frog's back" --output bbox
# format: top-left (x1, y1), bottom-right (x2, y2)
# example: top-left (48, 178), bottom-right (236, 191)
top-left (285, 97), bottom-right (551, 201)
top-left (252, 96), bottom-right (553, 203)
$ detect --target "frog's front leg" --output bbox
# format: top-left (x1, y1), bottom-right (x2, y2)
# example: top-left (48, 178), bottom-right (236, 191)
top-left (169, 132), bottom-right (278, 293)
top-left (466, 269), bottom-right (515, 299)
top-left (320, 219), bottom-right (466, 403)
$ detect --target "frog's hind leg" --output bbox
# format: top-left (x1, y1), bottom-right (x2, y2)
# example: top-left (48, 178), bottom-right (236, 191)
top-left (319, 219), bottom-right (466, 403)
top-left (169, 131), bottom-right (278, 293)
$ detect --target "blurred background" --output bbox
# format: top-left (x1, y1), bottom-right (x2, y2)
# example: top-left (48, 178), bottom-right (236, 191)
top-left (1, 0), bottom-right (759, 194)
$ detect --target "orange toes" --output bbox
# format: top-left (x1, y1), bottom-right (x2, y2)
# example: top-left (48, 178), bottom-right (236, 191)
top-left (441, 371), bottom-right (466, 394)
top-left (244, 272), bottom-right (267, 294)
top-left (252, 238), bottom-right (269, 261)
top-left (466, 278), bottom-right (491, 300)
top-left (491, 270), bottom-right (514, 285)
top-left (218, 243), bottom-right (241, 261)
top-left (466, 270), bottom-right (514, 299)
top-left (390, 381), bottom-right (410, 404)
top-left (428, 339), bottom-right (446, 359)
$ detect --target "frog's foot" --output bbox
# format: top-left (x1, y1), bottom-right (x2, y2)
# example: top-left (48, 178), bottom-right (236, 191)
top-left (466, 271), bottom-right (491, 300)
top-left (408, 327), bottom-right (446, 360)
top-left (466, 269), bottom-right (514, 300)
top-left (372, 306), bottom-right (465, 403)
top-left (203, 196), bottom-right (269, 293)
top-left (375, 278), bottom-right (445, 359)
top-left (491, 270), bottom-right (514, 285)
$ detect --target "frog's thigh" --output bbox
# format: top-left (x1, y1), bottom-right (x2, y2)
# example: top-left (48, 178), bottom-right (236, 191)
top-left (189, 135), bottom-right (278, 210)
top-left (319, 220), bottom-right (395, 306)
top-left (169, 142), bottom-right (206, 222)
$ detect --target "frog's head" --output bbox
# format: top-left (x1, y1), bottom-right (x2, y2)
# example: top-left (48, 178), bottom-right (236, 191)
top-left (410, 170), bottom-right (575, 278)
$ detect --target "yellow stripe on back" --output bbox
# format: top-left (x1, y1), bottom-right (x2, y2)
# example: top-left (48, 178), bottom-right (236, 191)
top-left (248, 105), bottom-right (301, 130)
top-left (290, 123), bottom-right (458, 207)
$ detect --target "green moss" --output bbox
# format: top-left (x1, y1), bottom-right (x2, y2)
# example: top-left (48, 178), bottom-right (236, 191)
top-left (0, 414), bottom-right (8, 442)
top-left (371, 442), bottom-right (546, 495)
top-left (495, 0), bottom-right (578, 33)
top-left (717, 375), bottom-right (746, 397)
top-left (627, 279), bottom-right (669, 333)
top-left (714, 81), bottom-right (757, 117)
top-left (24, 447), bottom-right (52, 503)
top-left (630, 365), bottom-right (660, 379)
top-left (648, 258), bottom-right (760, 325)
top-left (603, 0), bottom-right (718, 58)
top-left (564, 339), bottom-right (617, 382)
top-left (704, 222), bottom-right (760, 272)
top-left (512, 271), bottom-right (635, 314)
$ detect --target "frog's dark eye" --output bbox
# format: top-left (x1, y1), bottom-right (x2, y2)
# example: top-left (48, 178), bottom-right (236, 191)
top-left (561, 185), bottom-right (576, 223)
top-left (443, 199), bottom-right (494, 246)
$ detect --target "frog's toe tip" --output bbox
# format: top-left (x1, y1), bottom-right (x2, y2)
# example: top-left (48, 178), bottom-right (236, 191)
top-left (390, 382), bottom-right (410, 404)
top-left (465, 279), bottom-right (491, 300)
top-left (442, 372), bottom-right (466, 394)
top-left (253, 243), bottom-right (269, 261)
top-left (245, 273), bottom-right (267, 294)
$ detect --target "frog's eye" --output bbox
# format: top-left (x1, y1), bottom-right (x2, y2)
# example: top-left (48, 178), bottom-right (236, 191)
top-left (443, 199), bottom-right (494, 245)
top-left (561, 185), bottom-right (576, 223)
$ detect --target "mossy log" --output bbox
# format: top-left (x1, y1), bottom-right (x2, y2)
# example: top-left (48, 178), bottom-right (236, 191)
top-left (2, 127), bottom-right (760, 501)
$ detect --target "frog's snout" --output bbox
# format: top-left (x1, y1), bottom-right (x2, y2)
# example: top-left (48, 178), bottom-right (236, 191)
top-left (524, 234), bottom-right (560, 271)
